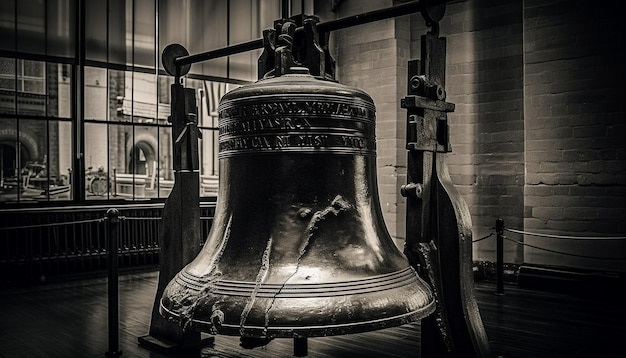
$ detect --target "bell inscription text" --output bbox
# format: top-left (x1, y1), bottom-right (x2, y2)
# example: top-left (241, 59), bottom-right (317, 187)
top-left (218, 97), bottom-right (376, 157)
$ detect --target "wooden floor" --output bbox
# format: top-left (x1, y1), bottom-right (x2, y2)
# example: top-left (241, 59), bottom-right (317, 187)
top-left (0, 271), bottom-right (623, 358)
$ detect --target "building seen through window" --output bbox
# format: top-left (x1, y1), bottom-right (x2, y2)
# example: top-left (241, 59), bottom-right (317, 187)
top-left (0, 0), bottom-right (282, 204)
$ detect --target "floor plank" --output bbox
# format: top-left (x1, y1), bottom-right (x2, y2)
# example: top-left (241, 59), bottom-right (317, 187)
top-left (0, 271), bottom-right (623, 357)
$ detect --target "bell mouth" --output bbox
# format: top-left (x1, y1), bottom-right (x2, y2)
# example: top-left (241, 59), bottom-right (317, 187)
top-left (159, 266), bottom-right (435, 338)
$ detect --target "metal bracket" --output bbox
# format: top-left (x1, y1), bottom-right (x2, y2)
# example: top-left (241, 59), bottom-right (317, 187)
top-left (402, 54), bottom-right (453, 154)
top-left (402, 99), bottom-right (452, 153)
top-left (258, 14), bottom-right (336, 80)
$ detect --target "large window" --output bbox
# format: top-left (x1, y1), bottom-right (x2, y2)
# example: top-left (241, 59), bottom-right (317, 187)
top-left (0, 57), bottom-right (73, 203)
top-left (0, 0), bottom-right (286, 205)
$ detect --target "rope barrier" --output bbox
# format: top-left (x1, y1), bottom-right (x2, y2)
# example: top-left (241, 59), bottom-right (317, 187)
top-left (120, 216), bottom-right (213, 221)
top-left (473, 232), bottom-right (494, 243)
top-left (502, 236), bottom-right (625, 261)
top-left (504, 228), bottom-right (626, 240)
top-left (120, 216), bottom-right (161, 221)
top-left (470, 225), bottom-right (625, 261)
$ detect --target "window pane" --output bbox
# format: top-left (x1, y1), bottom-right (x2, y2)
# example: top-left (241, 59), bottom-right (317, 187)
top-left (157, 125), bottom-right (173, 198)
top-left (259, 0), bottom-right (280, 30)
top-left (229, 0), bottom-right (259, 82)
top-left (109, 69), bottom-right (129, 122)
top-left (108, 124), bottom-right (159, 200)
top-left (197, 80), bottom-right (223, 191)
top-left (50, 120), bottom-right (72, 200)
top-left (0, 58), bottom-right (16, 115)
top-left (199, 124), bottom-right (218, 175)
top-left (158, 0), bottom-right (187, 56)
top-left (116, 71), bottom-right (160, 124)
top-left (17, 0), bottom-right (45, 55)
top-left (107, 124), bottom-right (130, 198)
top-left (86, 0), bottom-right (128, 64)
top-left (195, 1), bottom-right (228, 77)
top-left (199, 127), bottom-right (218, 197)
top-left (0, 58), bottom-right (15, 77)
top-left (17, 60), bottom-right (46, 116)
top-left (157, 74), bottom-right (173, 105)
top-left (24, 80), bottom-right (45, 93)
top-left (0, 118), bottom-right (18, 202)
top-left (134, 0), bottom-right (155, 68)
top-left (0, 77), bottom-right (15, 91)
top-left (110, 0), bottom-right (128, 65)
top-left (51, 63), bottom-right (72, 118)
top-left (108, 124), bottom-right (124, 198)
top-left (18, 119), bottom-right (47, 202)
top-left (198, 81), bottom-right (226, 125)
top-left (46, 0), bottom-right (76, 58)
top-left (85, 122), bottom-right (110, 199)
top-left (132, 72), bottom-right (157, 123)
top-left (23, 60), bottom-right (44, 77)
top-left (289, 0), bottom-right (313, 16)
top-left (132, 125), bottom-right (159, 198)
top-left (85, 0), bottom-right (107, 62)
top-left (158, 0), bottom-right (228, 77)
top-left (0, 1), bottom-right (16, 51)
top-left (84, 67), bottom-right (108, 121)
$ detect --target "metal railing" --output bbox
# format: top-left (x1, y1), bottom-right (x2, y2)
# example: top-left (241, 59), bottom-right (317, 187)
top-left (0, 204), bottom-right (216, 287)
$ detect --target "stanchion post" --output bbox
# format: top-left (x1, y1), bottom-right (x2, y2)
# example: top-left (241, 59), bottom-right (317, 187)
top-left (496, 217), bottom-right (504, 296)
top-left (106, 208), bottom-right (123, 357)
top-left (294, 336), bottom-right (308, 357)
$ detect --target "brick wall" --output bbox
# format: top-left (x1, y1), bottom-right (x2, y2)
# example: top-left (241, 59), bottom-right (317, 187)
top-left (315, 0), bottom-right (625, 272)
top-left (320, 0), bottom-right (526, 257)
top-left (438, 0), bottom-right (525, 263)
top-left (523, 0), bottom-right (626, 272)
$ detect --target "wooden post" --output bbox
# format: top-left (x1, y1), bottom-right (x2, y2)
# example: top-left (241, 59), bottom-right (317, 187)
top-left (403, 32), bottom-right (493, 358)
top-left (138, 80), bottom-right (209, 354)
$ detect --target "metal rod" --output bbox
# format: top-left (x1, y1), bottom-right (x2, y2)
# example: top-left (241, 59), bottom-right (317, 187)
top-left (175, 39), bottom-right (263, 68)
top-left (317, 0), bottom-right (421, 33)
top-left (496, 217), bottom-right (504, 296)
top-left (105, 208), bottom-right (123, 357)
top-left (174, 0), bottom-right (424, 68)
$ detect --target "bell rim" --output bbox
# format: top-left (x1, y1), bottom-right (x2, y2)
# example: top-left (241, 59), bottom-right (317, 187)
top-left (159, 298), bottom-right (435, 338)
top-left (160, 267), bottom-right (435, 338)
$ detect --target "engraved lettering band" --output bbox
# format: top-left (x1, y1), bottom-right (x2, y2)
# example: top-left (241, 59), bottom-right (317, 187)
top-left (218, 96), bottom-right (376, 157)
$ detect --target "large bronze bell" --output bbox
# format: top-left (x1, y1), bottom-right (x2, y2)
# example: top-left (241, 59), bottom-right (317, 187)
top-left (159, 15), bottom-right (435, 341)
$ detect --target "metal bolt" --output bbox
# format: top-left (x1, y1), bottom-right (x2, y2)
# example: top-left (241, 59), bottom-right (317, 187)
top-left (400, 183), bottom-right (423, 198)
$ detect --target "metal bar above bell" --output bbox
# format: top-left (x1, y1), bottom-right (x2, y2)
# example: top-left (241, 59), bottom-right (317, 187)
top-left (173, 0), bottom-right (429, 69)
